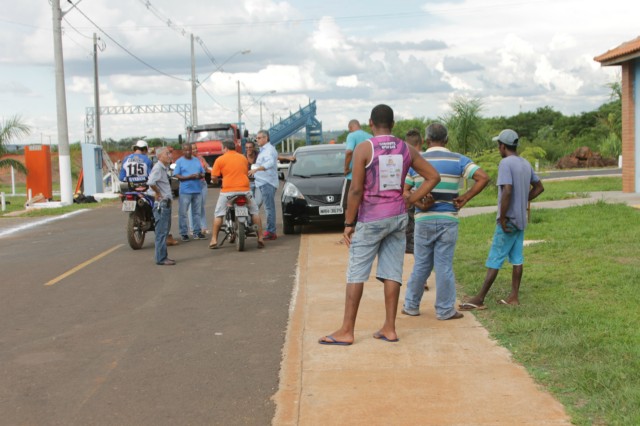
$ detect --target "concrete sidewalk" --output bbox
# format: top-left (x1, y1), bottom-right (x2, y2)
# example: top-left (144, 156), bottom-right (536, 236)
top-left (273, 234), bottom-right (571, 425)
top-left (271, 191), bottom-right (640, 425)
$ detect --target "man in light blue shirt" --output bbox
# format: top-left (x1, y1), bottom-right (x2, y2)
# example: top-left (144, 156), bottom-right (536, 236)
top-left (341, 119), bottom-right (372, 210)
top-left (173, 144), bottom-right (205, 242)
top-left (249, 130), bottom-right (279, 240)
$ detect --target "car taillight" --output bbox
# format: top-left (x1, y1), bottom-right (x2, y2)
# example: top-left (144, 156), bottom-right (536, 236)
top-left (235, 196), bottom-right (247, 206)
top-left (125, 194), bottom-right (136, 200)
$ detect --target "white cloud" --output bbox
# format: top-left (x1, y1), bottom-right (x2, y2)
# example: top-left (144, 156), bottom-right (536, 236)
top-left (336, 75), bottom-right (359, 88)
top-left (1, 0), bottom-right (638, 145)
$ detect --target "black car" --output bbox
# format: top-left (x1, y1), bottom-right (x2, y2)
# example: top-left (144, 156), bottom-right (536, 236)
top-left (281, 144), bottom-right (345, 234)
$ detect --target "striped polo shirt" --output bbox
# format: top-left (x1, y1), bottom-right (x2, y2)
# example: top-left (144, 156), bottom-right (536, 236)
top-left (405, 147), bottom-right (479, 222)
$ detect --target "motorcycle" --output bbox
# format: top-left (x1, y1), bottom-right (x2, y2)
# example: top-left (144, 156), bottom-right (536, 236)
top-left (218, 193), bottom-right (257, 252)
top-left (120, 183), bottom-right (155, 250)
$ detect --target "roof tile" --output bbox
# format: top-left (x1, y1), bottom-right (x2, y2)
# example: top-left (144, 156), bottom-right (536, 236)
top-left (595, 36), bottom-right (640, 64)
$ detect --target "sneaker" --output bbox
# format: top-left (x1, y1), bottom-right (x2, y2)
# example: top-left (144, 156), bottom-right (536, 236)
top-left (194, 232), bottom-right (206, 240)
top-left (401, 307), bottom-right (420, 316)
top-left (181, 235), bottom-right (190, 242)
top-left (263, 231), bottom-right (277, 240)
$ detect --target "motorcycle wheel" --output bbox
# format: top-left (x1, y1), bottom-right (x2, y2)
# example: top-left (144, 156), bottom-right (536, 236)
top-left (236, 221), bottom-right (246, 252)
top-left (127, 212), bottom-right (146, 250)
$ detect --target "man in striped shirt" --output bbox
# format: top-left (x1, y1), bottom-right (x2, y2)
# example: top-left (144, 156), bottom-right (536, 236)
top-left (402, 123), bottom-right (489, 320)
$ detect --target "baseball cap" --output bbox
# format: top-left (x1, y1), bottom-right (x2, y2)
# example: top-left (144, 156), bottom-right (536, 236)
top-left (492, 129), bottom-right (519, 146)
top-left (134, 140), bottom-right (148, 149)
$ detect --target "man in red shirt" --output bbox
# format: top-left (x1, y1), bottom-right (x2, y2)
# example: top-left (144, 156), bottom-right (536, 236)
top-left (209, 140), bottom-right (265, 249)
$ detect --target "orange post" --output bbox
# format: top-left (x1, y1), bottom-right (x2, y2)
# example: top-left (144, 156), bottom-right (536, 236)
top-left (75, 169), bottom-right (84, 195)
top-left (25, 145), bottom-right (53, 200)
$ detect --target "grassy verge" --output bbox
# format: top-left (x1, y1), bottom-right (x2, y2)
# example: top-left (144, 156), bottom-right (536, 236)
top-left (0, 183), bottom-right (118, 217)
top-left (466, 176), bottom-right (622, 207)
top-left (455, 202), bottom-right (640, 425)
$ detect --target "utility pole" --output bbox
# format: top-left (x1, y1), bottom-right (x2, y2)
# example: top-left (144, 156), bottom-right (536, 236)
top-left (93, 33), bottom-right (102, 145)
top-left (191, 34), bottom-right (198, 126)
top-left (51, 0), bottom-right (73, 205)
top-left (237, 80), bottom-right (241, 134)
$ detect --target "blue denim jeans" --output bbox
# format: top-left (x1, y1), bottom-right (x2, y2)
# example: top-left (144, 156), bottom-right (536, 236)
top-left (256, 183), bottom-right (277, 234)
top-left (179, 192), bottom-right (202, 236)
top-left (404, 219), bottom-right (459, 319)
top-left (153, 200), bottom-right (172, 264)
top-left (190, 180), bottom-right (208, 231)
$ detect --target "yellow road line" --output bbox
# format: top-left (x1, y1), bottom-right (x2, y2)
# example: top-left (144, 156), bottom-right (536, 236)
top-left (44, 244), bottom-right (124, 286)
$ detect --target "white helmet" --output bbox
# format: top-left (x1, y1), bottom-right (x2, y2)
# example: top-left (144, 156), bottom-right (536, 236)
top-left (134, 140), bottom-right (148, 149)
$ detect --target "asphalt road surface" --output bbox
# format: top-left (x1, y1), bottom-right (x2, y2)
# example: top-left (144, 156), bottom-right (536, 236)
top-left (0, 187), bottom-right (300, 425)
top-left (540, 167), bottom-right (621, 179)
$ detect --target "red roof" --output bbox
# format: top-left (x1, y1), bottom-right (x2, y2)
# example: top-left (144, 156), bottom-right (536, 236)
top-left (594, 36), bottom-right (640, 65)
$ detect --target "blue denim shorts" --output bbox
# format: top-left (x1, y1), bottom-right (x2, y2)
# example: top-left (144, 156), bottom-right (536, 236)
top-left (346, 214), bottom-right (408, 284)
top-left (485, 223), bottom-right (525, 269)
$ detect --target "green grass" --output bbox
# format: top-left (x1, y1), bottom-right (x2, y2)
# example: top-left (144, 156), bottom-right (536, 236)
top-left (467, 177), bottom-right (622, 207)
top-left (0, 183), bottom-right (118, 217)
top-left (455, 202), bottom-right (640, 425)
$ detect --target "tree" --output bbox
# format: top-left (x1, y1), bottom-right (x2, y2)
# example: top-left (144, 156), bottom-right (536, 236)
top-left (442, 96), bottom-right (487, 154)
top-left (0, 115), bottom-right (31, 174)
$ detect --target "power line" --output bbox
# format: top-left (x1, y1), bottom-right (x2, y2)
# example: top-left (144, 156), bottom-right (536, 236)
top-left (69, 1), bottom-right (189, 82)
top-left (135, 0), bottom-right (219, 67)
top-left (199, 85), bottom-right (234, 112)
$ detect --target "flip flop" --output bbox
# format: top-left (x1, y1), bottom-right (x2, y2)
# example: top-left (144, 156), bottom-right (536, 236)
top-left (459, 302), bottom-right (487, 311)
top-left (257, 241), bottom-right (265, 249)
top-left (318, 335), bottom-right (352, 346)
top-left (373, 331), bottom-right (399, 343)
top-left (497, 299), bottom-right (518, 306)
top-left (209, 242), bottom-right (218, 249)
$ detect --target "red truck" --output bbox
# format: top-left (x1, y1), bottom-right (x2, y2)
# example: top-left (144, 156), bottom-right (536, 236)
top-left (186, 123), bottom-right (246, 184)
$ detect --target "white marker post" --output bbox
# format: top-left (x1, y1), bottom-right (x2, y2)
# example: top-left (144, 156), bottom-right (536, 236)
top-left (11, 166), bottom-right (16, 195)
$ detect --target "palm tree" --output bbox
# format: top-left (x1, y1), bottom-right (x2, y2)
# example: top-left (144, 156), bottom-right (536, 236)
top-left (442, 96), bottom-right (486, 154)
top-left (0, 115), bottom-right (31, 174)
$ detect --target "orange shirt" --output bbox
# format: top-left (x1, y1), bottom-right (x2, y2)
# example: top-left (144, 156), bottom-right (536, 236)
top-left (212, 151), bottom-right (250, 193)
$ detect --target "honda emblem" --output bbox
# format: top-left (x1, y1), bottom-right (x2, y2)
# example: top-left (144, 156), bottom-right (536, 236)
top-left (326, 195), bottom-right (335, 203)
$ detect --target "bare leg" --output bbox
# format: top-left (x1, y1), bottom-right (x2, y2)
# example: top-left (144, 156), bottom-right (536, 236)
top-left (252, 214), bottom-right (264, 245)
top-left (375, 279), bottom-right (401, 341)
top-left (319, 282), bottom-right (364, 344)
top-left (465, 268), bottom-right (500, 306)
top-left (504, 265), bottom-right (523, 305)
top-left (210, 217), bottom-right (223, 246)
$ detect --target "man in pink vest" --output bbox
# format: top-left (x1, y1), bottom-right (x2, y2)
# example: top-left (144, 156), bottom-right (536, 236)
top-left (319, 104), bottom-right (441, 345)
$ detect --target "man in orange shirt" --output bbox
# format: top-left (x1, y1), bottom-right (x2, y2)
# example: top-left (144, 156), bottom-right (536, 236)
top-left (209, 140), bottom-right (264, 249)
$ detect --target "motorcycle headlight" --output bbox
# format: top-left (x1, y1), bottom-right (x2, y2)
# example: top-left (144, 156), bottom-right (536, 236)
top-left (282, 182), bottom-right (305, 200)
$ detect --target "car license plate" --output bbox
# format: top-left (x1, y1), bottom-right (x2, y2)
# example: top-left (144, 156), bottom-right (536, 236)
top-left (319, 206), bottom-right (343, 215)
top-left (122, 200), bottom-right (136, 212)
top-left (235, 206), bottom-right (249, 216)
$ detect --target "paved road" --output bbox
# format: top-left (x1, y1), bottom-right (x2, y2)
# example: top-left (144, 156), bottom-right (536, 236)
top-left (0, 187), bottom-right (299, 425)
top-left (540, 167), bottom-right (621, 180)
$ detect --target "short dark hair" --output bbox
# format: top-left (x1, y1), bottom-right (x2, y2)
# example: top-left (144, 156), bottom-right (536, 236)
top-left (405, 129), bottom-right (422, 148)
top-left (370, 104), bottom-right (394, 128)
top-left (222, 139), bottom-right (235, 151)
top-left (425, 122), bottom-right (448, 143)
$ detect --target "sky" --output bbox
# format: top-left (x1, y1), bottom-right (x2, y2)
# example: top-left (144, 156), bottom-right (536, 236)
top-left (0, 0), bottom-right (637, 145)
